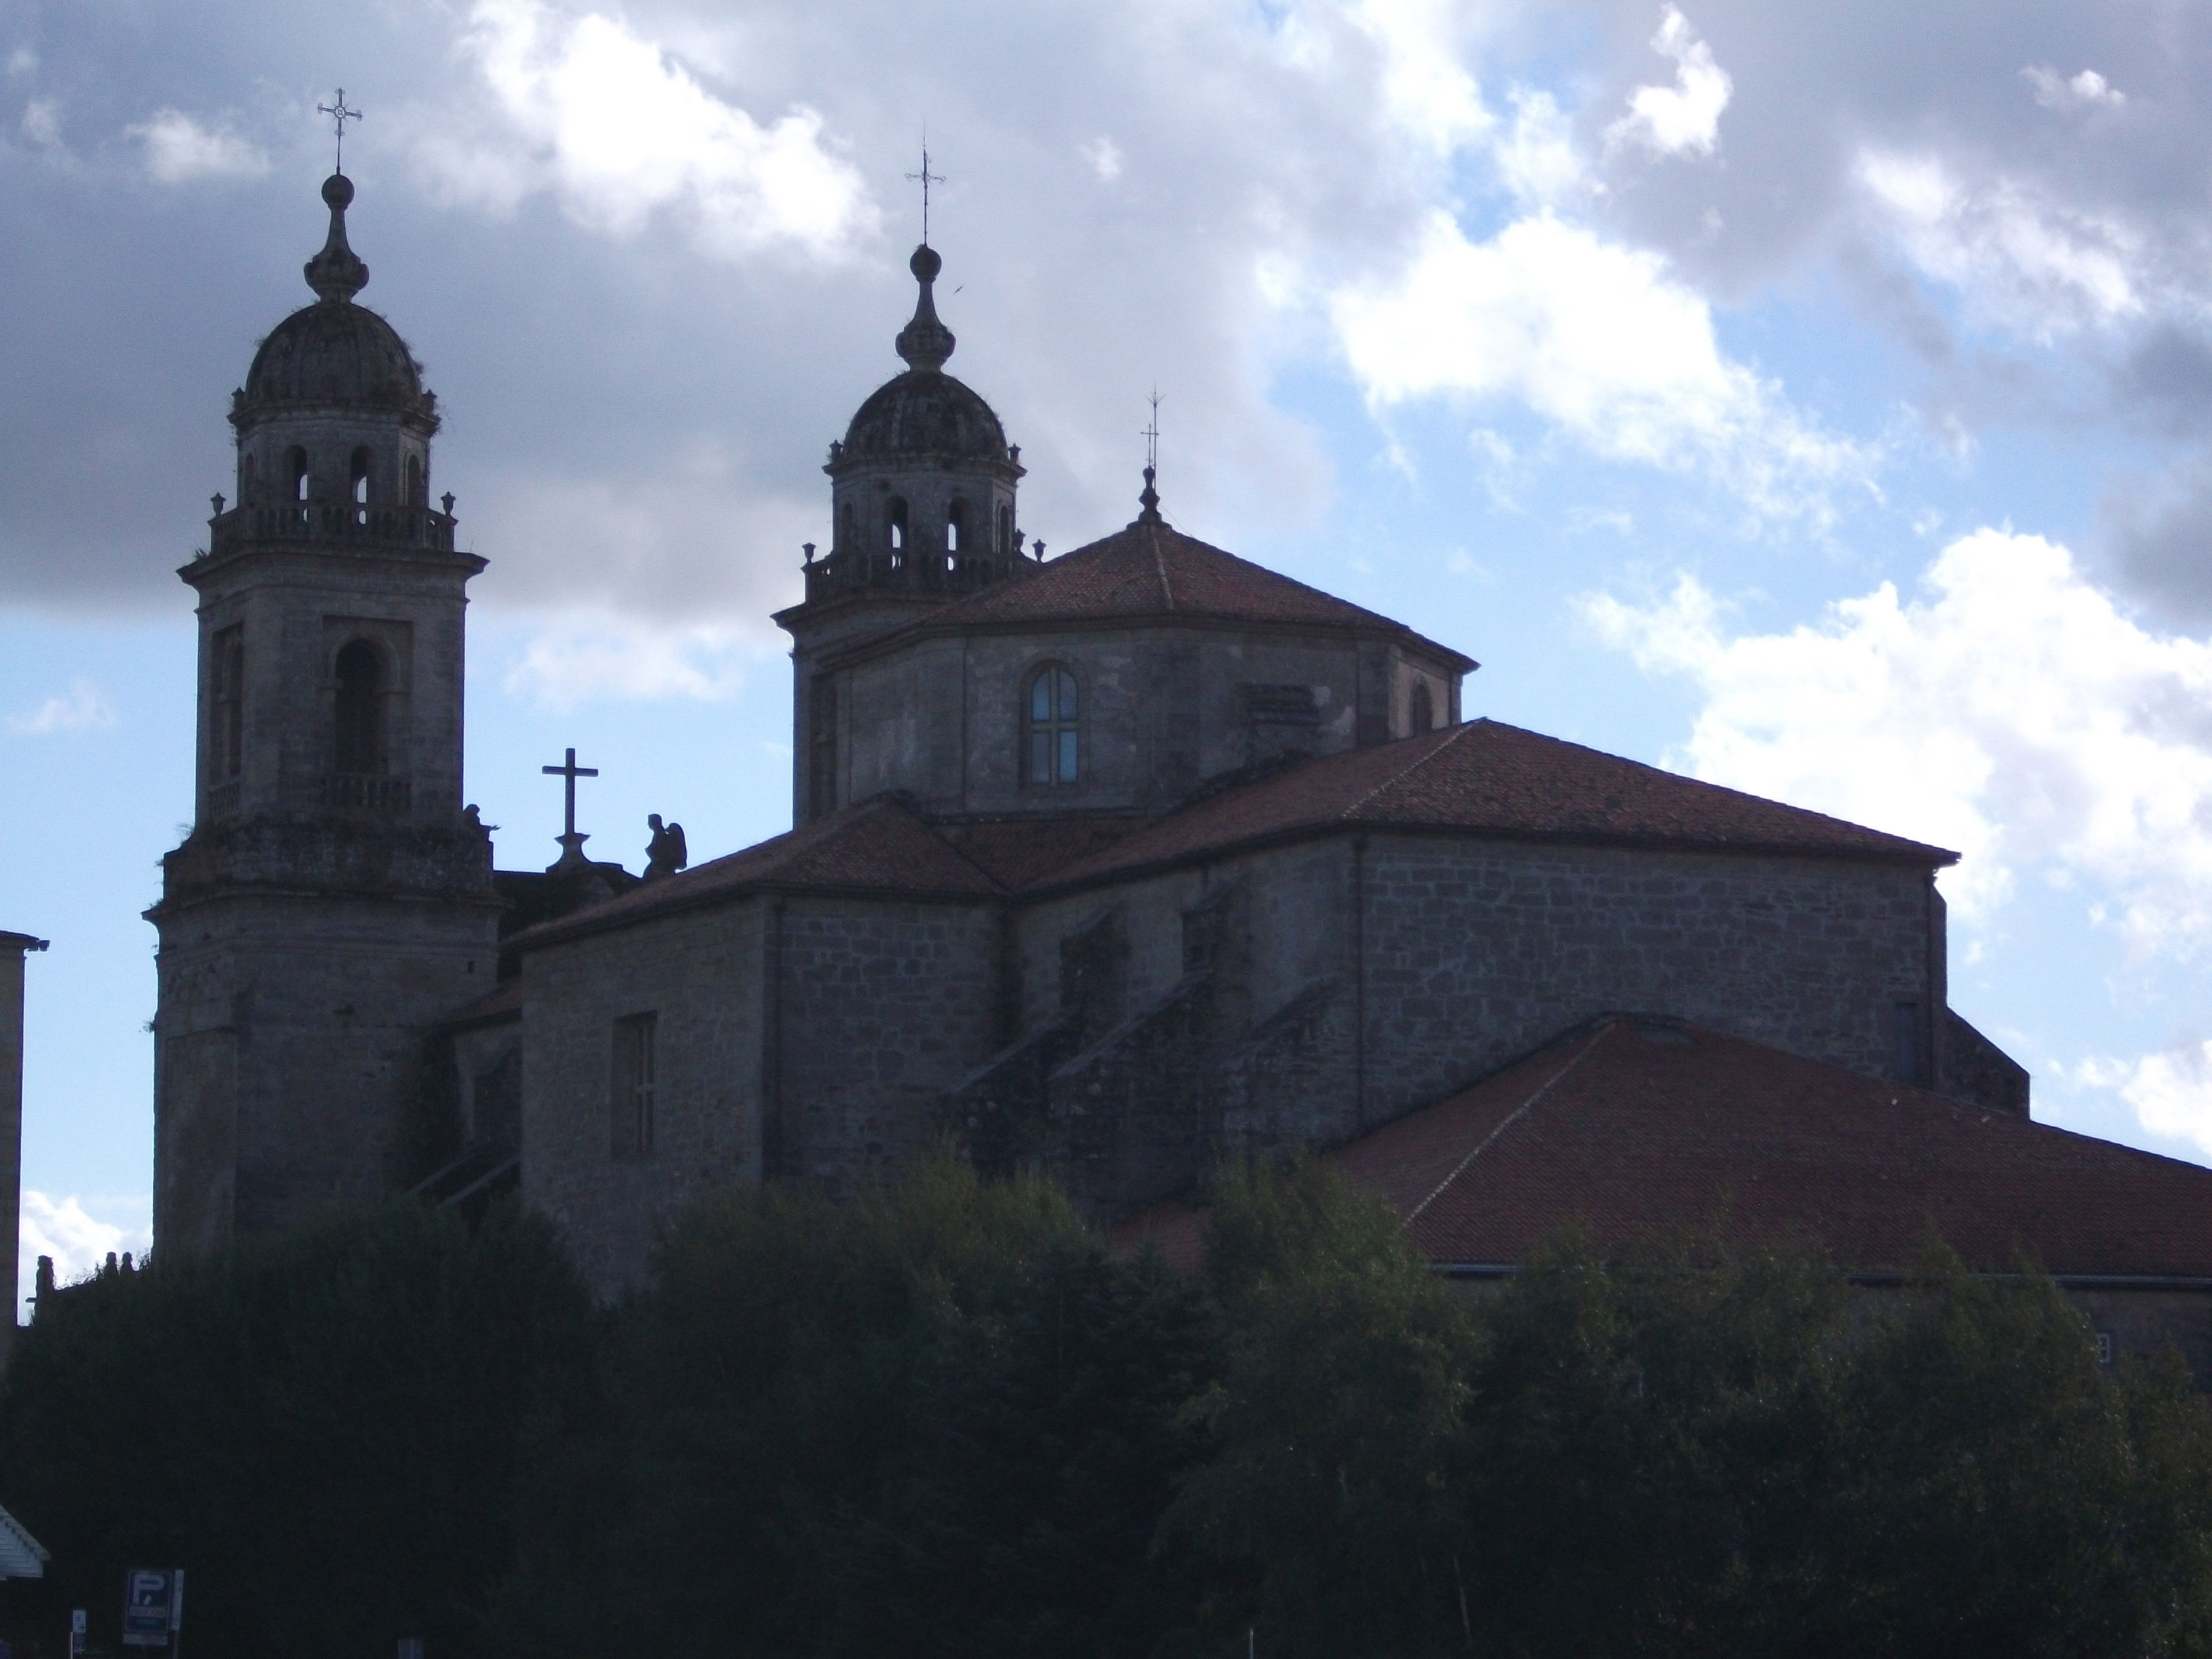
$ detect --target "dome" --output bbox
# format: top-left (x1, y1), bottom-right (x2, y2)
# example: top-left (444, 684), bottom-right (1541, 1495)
top-left (241, 301), bottom-right (430, 415)
top-left (842, 369), bottom-right (1008, 461)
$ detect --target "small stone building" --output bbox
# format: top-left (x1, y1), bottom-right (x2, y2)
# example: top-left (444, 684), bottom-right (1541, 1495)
top-left (148, 173), bottom-right (2212, 1337)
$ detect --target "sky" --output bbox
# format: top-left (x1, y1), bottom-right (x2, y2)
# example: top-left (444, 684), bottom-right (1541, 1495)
top-left (6, 0), bottom-right (2212, 1313)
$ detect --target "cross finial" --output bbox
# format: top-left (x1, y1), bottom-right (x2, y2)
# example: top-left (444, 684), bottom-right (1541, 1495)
top-left (905, 141), bottom-right (945, 245)
top-left (540, 746), bottom-right (600, 867)
top-left (317, 88), bottom-right (361, 174)
top-left (1143, 388), bottom-right (1162, 476)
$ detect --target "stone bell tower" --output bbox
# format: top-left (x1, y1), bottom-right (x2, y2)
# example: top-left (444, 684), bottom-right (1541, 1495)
top-left (777, 241), bottom-right (1029, 822)
top-left (149, 171), bottom-right (501, 1256)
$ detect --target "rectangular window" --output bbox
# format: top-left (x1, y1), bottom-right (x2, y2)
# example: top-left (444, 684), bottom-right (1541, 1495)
top-left (1889, 1000), bottom-right (1920, 1085)
top-left (808, 676), bottom-right (838, 820)
top-left (2095, 1331), bottom-right (2114, 1367)
top-left (611, 1012), bottom-right (657, 1158)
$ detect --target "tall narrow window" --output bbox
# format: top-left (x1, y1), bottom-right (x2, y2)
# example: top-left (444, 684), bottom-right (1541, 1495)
top-left (214, 627), bottom-right (245, 780)
top-left (611, 1012), bottom-right (657, 1157)
top-left (240, 453), bottom-right (258, 503)
top-left (998, 504), bottom-right (1013, 554)
top-left (287, 447), bottom-right (310, 502)
top-left (1026, 665), bottom-right (1079, 786)
top-left (1409, 681), bottom-right (1435, 735)
top-left (810, 676), bottom-right (839, 820)
top-left (1889, 1000), bottom-right (1920, 1085)
top-left (946, 499), bottom-right (967, 553)
top-left (406, 455), bottom-right (424, 506)
top-left (333, 639), bottom-right (382, 774)
top-left (350, 447), bottom-right (371, 503)
top-left (887, 497), bottom-right (909, 558)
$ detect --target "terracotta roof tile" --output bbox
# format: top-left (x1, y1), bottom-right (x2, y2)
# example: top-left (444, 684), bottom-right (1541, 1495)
top-left (1041, 720), bottom-right (1953, 889)
top-left (1120, 1020), bottom-right (2212, 1280)
top-left (845, 514), bottom-right (1472, 666)
top-left (510, 796), bottom-right (1002, 950)
top-left (931, 814), bottom-right (1150, 890)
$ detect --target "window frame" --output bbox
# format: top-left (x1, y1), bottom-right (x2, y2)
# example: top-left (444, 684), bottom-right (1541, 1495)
top-left (1023, 661), bottom-right (1082, 788)
top-left (610, 1011), bottom-right (658, 1159)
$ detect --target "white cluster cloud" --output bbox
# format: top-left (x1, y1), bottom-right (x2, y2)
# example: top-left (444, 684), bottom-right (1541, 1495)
top-left (502, 617), bottom-right (756, 708)
top-left (128, 109), bottom-right (268, 182)
top-left (1332, 210), bottom-right (1870, 521)
top-left (1587, 528), bottom-right (2212, 955)
top-left (7, 678), bottom-right (117, 736)
top-left (2074, 1040), bottom-right (2212, 1156)
top-left (1855, 149), bottom-right (2143, 339)
top-left (20, 97), bottom-right (59, 149)
top-left (2024, 65), bottom-right (2127, 113)
top-left (18, 1191), bottom-right (150, 1318)
top-left (424, 0), bottom-right (875, 261)
top-left (1606, 7), bottom-right (1732, 159)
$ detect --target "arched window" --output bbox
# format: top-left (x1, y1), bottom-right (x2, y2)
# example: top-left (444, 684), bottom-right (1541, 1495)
top-left (1409, 680), bottom-right (1435, 735)
top-left (406, 455), bottom-right (424, 507)
top-left (350, 448), bottom-right (371, 522)
top-left (239, 453), bottom-right (257, 503)
top-left (287, 447), bottom-right (310, 502)
top-left (839, 503), bottom-right (854, 551)
top-left (1026, 664), bottom-right (1079, 786)
top-left (998, 504), bottom-right (1013, 555)
top-left (809, 675), bottom-right (839, 820)
top-left (887, 497), bottom-right (909, 558)
top-left (334, 639), bottom-right (383, 775)
top-left (946, 499), bottom-right (967, 553)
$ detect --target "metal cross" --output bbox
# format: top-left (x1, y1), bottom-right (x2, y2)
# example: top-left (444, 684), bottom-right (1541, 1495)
top-left (905, 142), bottom-right (945, 245)
top-left (540, 746), bottom-right (599, 839)
top-left (1142, 389), bottom-right (1162, 476)
top-left (317, 89), bottom-right (361, 173)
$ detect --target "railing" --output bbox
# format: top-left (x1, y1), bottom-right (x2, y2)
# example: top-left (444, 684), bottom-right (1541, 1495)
top-left (803, 546), bottom-right (1017, 604)
top-left (320, 774), bottom-right (412, 813)
top-left (206, 502), bottom-right (457, 557)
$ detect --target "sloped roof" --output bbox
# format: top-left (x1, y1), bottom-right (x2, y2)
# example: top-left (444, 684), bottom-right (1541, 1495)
top-left (510, 794), bottom-right (1003, 950)
top-left (1119, 1018), bottom-right (2212, 1280)
top-left (1038, 719), bottom-right (1954, 890)
top-left (0, 1503), bottom-right (48, 1579)
top-left (842, 511), bottom-right (1473, 667)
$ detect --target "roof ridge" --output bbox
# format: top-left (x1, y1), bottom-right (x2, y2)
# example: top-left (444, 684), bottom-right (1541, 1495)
top-left (1152, 522), bottom-right (1174, 611)
top-left (1404, 1021), bottom-right (1610, 1224)
top-left (1337, 721), bottom-right (1477, 822)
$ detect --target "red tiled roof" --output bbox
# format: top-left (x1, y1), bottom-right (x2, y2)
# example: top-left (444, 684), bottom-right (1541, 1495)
top-left (509, 795), bottom-right (1003, 950)
top-left (931, 814), bottom-right (1151, 890)
top-left (841, 513), bottom-right (1473, 667)
top-left (444, 978), bottom-right (524, 1029)
top-left (1119, 1018), bottom-right (2212, 1280)
top-left (1038, 719), bottom-right (1953, 890)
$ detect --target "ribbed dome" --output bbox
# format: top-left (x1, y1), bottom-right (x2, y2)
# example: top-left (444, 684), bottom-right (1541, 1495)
top-left (241, 301), bottom-right (430, 414)
top-left (842, 369), bottom-right (1008, 461)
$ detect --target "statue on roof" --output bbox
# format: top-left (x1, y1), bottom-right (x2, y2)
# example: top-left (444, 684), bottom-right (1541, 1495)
top-left (645, 814), bottom-right (688, 881)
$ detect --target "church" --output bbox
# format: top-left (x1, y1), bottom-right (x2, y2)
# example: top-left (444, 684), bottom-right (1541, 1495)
top-left (145, 170), bottom-right (2212, 1367)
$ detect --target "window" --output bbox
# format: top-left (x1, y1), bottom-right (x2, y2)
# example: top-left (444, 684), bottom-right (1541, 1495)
top-left (1026, 665), bottom-right (1079, 786)
top-left (215, 628), bottom-right (245, 779)
top-left (350, 447), bottom-right (371, 505)
top-left (2095, 1330), bottom-right (2114, 1367)
top-left (887, 496), bottom-right (909, 557)
top-left (333, 639), bottom-right (382, 774)
top-left (240, 453), bottom-right (257, 503)
top-left (406, 455), bottom-right (424, 507)
top-left (946, 498), bottom-right (967, 552)
top-left (611, 1012), bottom-right (657, 1157)
top-left (809, 676), bottom-right (839, 820)
top-left (1410, 680), bottom-right (1435, 735)
top-left (287, 447), bottom-right (310, 502)
top-left (1889, 1000), bottom-right (1920, 1085)
top-left (998, 504), bottom-right (1013, 554)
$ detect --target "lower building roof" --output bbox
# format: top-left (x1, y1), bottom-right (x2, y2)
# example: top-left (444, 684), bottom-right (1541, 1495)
top-left (1119, 1016), bottom-right (2212, 1282)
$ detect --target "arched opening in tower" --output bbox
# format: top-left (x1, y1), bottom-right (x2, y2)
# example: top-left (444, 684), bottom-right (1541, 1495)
top-left (334, 639), bottom-right (383, 775)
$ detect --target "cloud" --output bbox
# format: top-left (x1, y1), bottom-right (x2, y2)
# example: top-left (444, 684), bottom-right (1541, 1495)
top-left (425, 0), bottom-right (875, 261)
top-left (20, 97), bottom-right (59, 149)
top-left (502, 617), bottom-right (757, 708)
top-left (1606, 7), bottom-right (1732, 159)
top-left (1855, 149), bottom-right (2142, 339)
top-left (18, 1191), bottom-right (150, 1317)
top-left (1331, 209), bottom-right (1872, 520)
top-left (128, 109), bottom-right (268, 182)
top-left (1350, 0), bottom-right (1494, 155)
top-left (1587, 528), bottom-right (2212, 954)
top-left (7, 679), bottom-right (117, 736)
top-left (2074, 1040), bottom-right (2212, 1156)
top-left (1081, 137), bottom-right (1124, 182)
top-left (2024, 65), bottom-right (2126, 113)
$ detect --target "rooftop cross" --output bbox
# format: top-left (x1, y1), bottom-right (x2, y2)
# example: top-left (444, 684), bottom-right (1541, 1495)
top-left (1139, 390), bottom-right (1163, 521)
top-left (904, 142), bottom-right (945, 245)
top-left (316, 88), bottom-right (362, 174)
top-left (541, 746), bottom-right (599, 840)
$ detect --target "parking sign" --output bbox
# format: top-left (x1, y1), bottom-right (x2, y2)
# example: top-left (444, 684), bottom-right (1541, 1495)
top-left (121, 1568), bottom-right (176, 1647)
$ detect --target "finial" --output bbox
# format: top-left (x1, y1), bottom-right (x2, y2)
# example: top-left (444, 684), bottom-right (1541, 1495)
top-left (1137, 391), bottom-right (1165, 522)
top-left (303, 171), bottom-right (369, 302)
top-left (905, 140), bottom-right (945, 246)
top-left (1139, 465), bottom-right (1162, 522)
top-left (317, 89), bottom-right (361, 174)
top-left (895, 242), bottom-right (956, 371)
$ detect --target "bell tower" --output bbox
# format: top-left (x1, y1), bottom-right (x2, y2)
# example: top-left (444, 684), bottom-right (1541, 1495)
top-left (776, 241), bottom-right (1029, 822)
top-left (150, 171), bottom-right (501, 1255)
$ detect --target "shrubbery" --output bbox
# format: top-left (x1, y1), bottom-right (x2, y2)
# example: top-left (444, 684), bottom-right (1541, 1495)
top-left (4, 1156), bottom-right (2210, 1658)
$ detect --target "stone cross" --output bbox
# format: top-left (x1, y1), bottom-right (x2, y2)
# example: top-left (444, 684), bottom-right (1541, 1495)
top-left (541, 747), bottom-right (598, 840)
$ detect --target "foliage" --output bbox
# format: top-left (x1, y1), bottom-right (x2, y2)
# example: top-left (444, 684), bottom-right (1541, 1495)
top-left (0, 1200), bottom-right (596, 1659)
